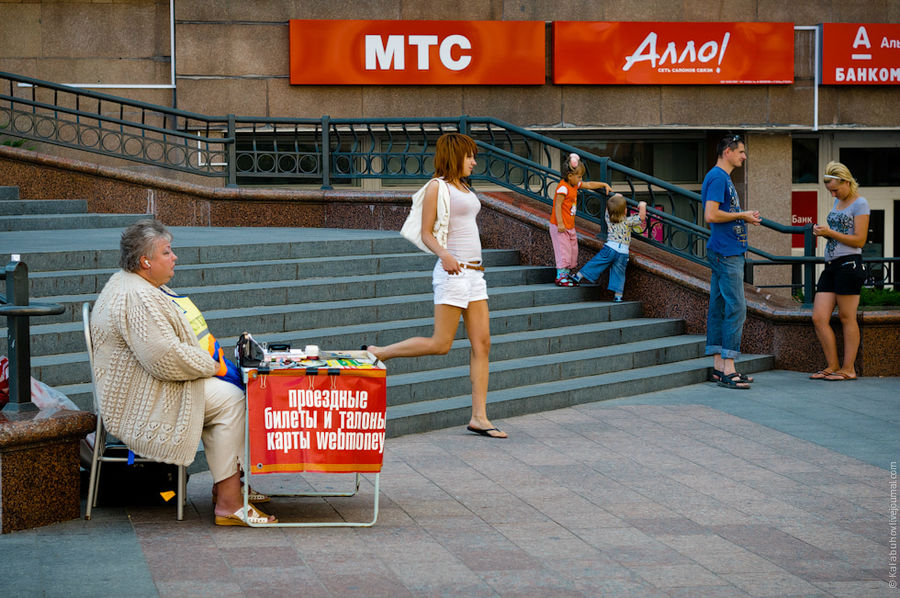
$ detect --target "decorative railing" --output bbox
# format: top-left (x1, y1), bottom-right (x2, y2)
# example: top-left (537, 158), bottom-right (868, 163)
top-left (2, 70), bottom-right (896, 301)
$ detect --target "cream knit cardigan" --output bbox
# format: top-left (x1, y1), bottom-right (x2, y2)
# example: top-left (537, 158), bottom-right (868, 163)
top-left (90, 270), bottom-right (219, 466)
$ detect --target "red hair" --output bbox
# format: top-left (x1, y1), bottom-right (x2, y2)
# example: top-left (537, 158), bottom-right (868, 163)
top-left (433, 133), bottom-right (477, 182)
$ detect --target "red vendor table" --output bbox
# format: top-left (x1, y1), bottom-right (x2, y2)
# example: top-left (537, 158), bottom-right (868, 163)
top-left (241, 351), bottom-right (386, 527)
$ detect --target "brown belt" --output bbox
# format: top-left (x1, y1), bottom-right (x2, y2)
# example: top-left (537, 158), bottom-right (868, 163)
top-left (459, 262), bottom-right (484, 272)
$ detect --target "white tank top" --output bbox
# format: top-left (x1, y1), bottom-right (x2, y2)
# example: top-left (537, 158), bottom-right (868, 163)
top-left (444, 180), bottom-right (482, 263)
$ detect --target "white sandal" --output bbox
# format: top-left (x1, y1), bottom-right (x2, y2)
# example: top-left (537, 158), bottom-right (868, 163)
top-left (214, 504), bottom-right (277, 526)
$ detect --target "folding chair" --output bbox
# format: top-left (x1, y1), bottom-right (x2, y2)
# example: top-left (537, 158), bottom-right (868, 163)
top-left (82, 302), bottom-right (186, 520)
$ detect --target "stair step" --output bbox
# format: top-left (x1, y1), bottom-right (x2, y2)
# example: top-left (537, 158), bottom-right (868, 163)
top-left (386, 335), bottom-right (707, 406)
top-left (386, 354), bottom-right (775, 437)
top-left (0, 213), bottom-right (147, 231)
top-left (0, 199), bottom-right (88, 215)
top-left (0, 186), bottom-right (19, 200)
top-left (29, 317), bottom-right (687, 387)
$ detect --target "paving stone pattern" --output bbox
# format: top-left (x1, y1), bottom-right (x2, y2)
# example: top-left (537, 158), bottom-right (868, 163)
top-left (6, 372), bottom-right (894, 598)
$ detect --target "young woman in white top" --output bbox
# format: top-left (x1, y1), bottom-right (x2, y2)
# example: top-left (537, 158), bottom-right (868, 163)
top-left (810, 161), bottom-right (870, 381)
top-left (367, 133), bottom-right (506, 438)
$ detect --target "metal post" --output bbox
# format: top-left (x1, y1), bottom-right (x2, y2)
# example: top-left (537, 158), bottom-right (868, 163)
top-left (226, 114), bottom-right (237, 188)
top-left (4, 260), bottom-right (37, 413)
top-left (459, 115), bottom-right (468, 135)
top-left (321, 115), bottom-right (332, 190)
top-left (803, 223), bottom-right (816, 305)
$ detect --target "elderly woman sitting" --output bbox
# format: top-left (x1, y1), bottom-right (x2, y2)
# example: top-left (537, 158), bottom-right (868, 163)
top-left (90, 218), bottom-right (275, 526)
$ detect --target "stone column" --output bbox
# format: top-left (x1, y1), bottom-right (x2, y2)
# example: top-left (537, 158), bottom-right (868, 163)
top-left (0, 409), bottom-right (96, 533)
top-left (745, 133), bottom-right (794, 297)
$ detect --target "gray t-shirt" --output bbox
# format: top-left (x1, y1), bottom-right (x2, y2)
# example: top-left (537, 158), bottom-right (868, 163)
top-left (825, 196), bottom-right (870, 261)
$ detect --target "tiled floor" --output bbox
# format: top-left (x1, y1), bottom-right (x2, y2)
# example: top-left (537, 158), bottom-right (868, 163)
top-left (3, 370), bottom-right (897, 597)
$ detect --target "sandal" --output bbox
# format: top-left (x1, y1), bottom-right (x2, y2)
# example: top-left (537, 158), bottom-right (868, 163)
top-left (214, 504), bottom-right (277, 527)
top-left (823, 371), bottom-right (857, 381)
top-left (809, 369), bottom-right (835, 380)
top-left (716, 372), bottom-right (751, 390)
top-left (555, 276), bottom-right (576, 287)
top-left (711, 369), bottom-right (753, 383)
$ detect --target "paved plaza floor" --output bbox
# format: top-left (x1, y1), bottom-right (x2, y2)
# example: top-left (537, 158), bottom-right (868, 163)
top-left (2, 370), bottom-right (898, 597)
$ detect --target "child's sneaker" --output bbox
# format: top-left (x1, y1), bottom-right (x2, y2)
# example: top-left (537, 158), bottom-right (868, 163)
top-left (613, 296), bottom-right (623, 302)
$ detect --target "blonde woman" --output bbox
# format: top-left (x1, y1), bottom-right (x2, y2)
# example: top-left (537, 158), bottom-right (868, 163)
top-left (810, 161), bottom-right (870, 381)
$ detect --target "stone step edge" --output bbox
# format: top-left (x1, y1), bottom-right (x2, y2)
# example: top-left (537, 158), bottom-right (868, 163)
top-left (385, 354), bottom-right (775, 437)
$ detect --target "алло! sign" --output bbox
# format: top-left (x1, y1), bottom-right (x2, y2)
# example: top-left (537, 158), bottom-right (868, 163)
top-left (553, 21), bottom-right (794, 85)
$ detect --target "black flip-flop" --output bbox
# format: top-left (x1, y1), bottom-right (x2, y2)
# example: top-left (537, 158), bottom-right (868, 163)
top-left (466, 425), bottom-right (506, 438)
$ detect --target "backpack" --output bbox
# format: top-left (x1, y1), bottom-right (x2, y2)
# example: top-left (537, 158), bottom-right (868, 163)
top-left (400, 178), bottom-right (450, 253)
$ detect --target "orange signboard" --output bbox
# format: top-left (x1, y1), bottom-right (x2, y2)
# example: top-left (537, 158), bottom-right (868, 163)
top-left (821, 23), bottom-right (900, 85)
top-left (247, 369), bottom-right (387, 474)
top-left (289, 20), bottom-right (545, 85)
top-left (553, 22), bottom-right (794, 85)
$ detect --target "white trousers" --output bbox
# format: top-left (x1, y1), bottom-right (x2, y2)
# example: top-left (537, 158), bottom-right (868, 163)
top-left (200, 377), bottom-right (246, 483)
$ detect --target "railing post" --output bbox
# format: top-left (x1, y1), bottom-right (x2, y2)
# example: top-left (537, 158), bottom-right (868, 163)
top-left (321, 115), bottom-right (332, 190)
top-left (744, 258), bottom-right (754, 286)
top-left (226, 114), bottom-right (237, 188)
top-left (803, 223), bottom-right (816, 305)
top-left (4, 259), bottom-right (37, 413)
top-left (459, 115), bottom-right (468, 135)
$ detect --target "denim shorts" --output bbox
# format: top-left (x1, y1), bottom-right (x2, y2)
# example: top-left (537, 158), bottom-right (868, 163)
top-left (432, 261), bottom-right (488, 308)
top-left (817, 254), bottom-right (865, 296)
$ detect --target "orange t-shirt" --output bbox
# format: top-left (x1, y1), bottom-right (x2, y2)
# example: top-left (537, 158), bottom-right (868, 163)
top-left (550, 180), bottom-right (580, 229)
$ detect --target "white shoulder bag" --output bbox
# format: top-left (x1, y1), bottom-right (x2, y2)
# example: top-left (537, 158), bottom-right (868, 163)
top-left (400, 178), bottom-right (450, 254)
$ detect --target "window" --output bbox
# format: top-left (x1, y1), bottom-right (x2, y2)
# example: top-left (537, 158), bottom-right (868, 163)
top-left (569, 139), bottom-right (704, 185)
top-left (792, 137), bottom-right (818, 183)
top-left (839, 147), bottom-right (900, 187)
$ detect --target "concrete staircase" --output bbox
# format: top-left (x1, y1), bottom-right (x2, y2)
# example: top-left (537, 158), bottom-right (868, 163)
top-left (0, 186), bottom-right (774, 437)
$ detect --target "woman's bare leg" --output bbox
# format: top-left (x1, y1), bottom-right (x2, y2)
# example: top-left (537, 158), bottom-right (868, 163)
top-left (462, 300), bottom-right (506, 437)
top-left (368, 304), bottom-right (462, 360)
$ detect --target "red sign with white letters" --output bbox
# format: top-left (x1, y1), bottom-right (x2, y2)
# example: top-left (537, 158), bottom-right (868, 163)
top-left (289, 20), bottom-right (545, 85)
top-left (821, 23), bottom-right (900, 85)
top-left (791, 191), bottom-right (818, 249)
top-left (553, 21), bottom-right (794, 85)
top-left (247, 369), bottom-right (387, 474)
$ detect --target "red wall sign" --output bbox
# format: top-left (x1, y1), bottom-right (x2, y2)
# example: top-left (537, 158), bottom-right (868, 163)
top-left (821, 23), bottom-right (900, 85)
top-left (289, 20), bottom-right (545, 85)
top-left (247, 370), bottom-right (387, 474)
top-left (553, 22), bottom-right (794, 85)
top-left (791, 191), bottom-right (818, 249)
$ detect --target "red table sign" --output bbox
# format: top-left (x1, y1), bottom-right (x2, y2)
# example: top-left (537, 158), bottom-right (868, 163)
top-left (247, 369), bottom-right (387, 474)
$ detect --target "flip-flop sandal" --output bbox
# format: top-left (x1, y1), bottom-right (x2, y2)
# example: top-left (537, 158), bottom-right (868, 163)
top-left (214, 504), bottom-right (277, 526)
top-left (716, 372), bottom-right (751, 390)
top-left (823, 372), bottom-right (858, 381)
top-left (466, 425), bottom-right (507, 438)
top-left (809, 369), bottom-right (835, 380)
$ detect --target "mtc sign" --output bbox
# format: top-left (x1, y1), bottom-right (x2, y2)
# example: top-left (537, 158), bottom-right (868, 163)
top-left (821, 23), bottom-right (900, 85)
top-left (289, 20), bottom-right (545, 85)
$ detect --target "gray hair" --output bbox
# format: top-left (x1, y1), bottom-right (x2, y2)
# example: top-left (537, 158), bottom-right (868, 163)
top-left (119, 219), bottom-right (172, 272)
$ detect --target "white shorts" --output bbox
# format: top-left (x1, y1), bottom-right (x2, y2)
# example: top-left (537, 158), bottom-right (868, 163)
top-left (432, 261), bottom-right (488, 308)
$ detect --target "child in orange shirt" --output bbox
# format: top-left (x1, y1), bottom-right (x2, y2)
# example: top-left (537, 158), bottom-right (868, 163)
top-left (551, 153), bottom-right (612, 286)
